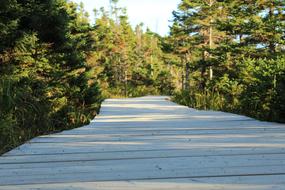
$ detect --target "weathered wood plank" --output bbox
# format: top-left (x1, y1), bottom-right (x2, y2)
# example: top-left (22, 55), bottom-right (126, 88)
top-left (1, 153), bottom-right (285, 176)
top-left (1, 175), bottom-right (285, 190)
top-left (1, 147), bottom-right (285, 164)
top-left (1, 165), bottom-right (285, 186)
top-left (5, 140), bottom-right (285, 156)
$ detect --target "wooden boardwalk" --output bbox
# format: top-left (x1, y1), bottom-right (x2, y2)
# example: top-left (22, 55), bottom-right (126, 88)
top-left (1, 96), bottom-right (285, 189)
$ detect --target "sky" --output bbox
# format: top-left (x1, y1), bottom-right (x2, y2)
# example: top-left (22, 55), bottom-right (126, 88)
top-left (71, 0), bottom-right (181, 36)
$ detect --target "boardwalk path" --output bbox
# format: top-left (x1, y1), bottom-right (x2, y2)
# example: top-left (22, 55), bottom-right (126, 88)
top-left (1, 96), bottom-right (285, 189)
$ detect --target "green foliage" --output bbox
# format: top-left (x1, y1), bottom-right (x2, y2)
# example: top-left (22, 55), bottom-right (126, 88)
top-left (0, 0), bottom-right (102, 154)
top-left (171, 0), bottom-right (285, 123)
top-left (238, 57), bottom-right (285, 121)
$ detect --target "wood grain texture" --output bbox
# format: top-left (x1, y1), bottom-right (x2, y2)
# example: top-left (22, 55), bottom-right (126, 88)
top-left (1, 96), bottom-right (285, 189)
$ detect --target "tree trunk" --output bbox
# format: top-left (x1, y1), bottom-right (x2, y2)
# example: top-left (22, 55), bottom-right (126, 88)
top-left (185, 62), bottom-right (190, 91)
top-left (200, 65), bottom-right (206, 90)
top-left (209, 0), bottom-right (214, 80)
top-left (268, 3), bottom-right (276, 54)
top-left (181, 72), bottom-right (185, 91)
top-left (124, 70), bottom-right (127, 97)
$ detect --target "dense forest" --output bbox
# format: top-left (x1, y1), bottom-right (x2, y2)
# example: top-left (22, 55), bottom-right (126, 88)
top-left (0, 0), bottom-right (284, 154)
top-left (171, 0), bottom-right (285, 122)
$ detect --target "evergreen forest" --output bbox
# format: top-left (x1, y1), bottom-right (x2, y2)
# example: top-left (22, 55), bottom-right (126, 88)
top-left (1, 0), bottom-right (285, 154)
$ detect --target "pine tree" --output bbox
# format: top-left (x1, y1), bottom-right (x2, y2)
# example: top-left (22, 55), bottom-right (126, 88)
top-left (171, 0), bottom-right (226, 90)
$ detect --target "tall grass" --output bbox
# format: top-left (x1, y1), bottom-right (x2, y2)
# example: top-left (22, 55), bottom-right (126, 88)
top-left (173, 90), bottom-right (228, 111)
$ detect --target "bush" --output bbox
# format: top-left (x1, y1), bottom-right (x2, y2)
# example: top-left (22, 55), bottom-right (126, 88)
top-left (173, 56), bottom-right (285, 123)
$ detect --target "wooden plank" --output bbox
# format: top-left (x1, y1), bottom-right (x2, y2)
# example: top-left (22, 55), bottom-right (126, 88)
top-left (5, 140), bottom-right (285, 156)
top-left (1, 165), bottom-right (285, 185)
top-left (1, 147), bottom-right (285, 164)
top-left (25, 132), bottom-right (285, 143)
top-left (1, 153), bottom-right (285, 174)
top-left (1, 176), bottom-right (285, 190)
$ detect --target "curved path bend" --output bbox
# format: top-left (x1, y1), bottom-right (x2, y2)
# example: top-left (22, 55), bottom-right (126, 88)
top-left (1, 96), bottom-right (285, 189)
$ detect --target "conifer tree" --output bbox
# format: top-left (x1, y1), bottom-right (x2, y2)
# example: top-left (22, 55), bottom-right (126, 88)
top-left (172, 0), bottom-right (226, 89)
